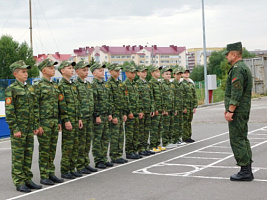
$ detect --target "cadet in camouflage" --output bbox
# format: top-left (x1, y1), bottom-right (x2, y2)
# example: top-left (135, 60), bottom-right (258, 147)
top-left (5, 60), bottom-right (42, 192)
top-left (171, 68), bottom-right (186, 145)
top-left (148, 66), bottom-right (165, 152)
top-left (106, 63), bottom-right (128, 164)
top-left (224, 42), bottom-right (253, 181)
top-left (91, 63), bottom-right (114, 169)
top-left (123, 64), bottom-right (144, 159)
top-left (74, 61), bottom-right (97, 174)
top-left (35, 58), bottom-right (64, 185)
top-left (182, 69), bottom-right (197, 143)
top-left (58, 60), bottom-right (83, 179)
top-left (161, 67), bottom-right (175, 148)
top-left (136, 65), bottom-right (155, 156)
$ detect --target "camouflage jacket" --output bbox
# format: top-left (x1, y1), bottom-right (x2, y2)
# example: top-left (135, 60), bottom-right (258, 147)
top-left (58, 78), bottom-right (81, 122)
top-left (74, 77), bottom-right (94, 119)
top-left (224, 60), bottom-right (252, 113)
top-left (171, 79), bottom-right (185, 111)
top-left (123, 78), bottom-right (143, 115)
top-left (5, 80), bottom-right (38, 134)
top-left (149, 77), bottom-right (163, 113)
top-left (106, 76), bottom-right (127, 118)
top-left (34, 78), bottom-right (59, 123)
top-left (182, 78), bottom-right (198, 109)
top-left (161, 79), bottom-right (174, 112)
top-left (92, 78), bottom-right (111, 117)
top-left (136, 78), bottom-right (154, 113)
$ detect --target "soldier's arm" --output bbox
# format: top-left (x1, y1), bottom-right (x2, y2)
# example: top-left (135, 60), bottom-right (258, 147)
top-left (192, 84), bottom-right (198, 109)
top-left (33, 83), bottom-right (41, 128)
top-left (5, 88), bottom-right (20, 134)
top-left (123, 82), bottom-right (132, 115)
top-left (92, 84), bottom-right (101, 117)
top-left (58, 85), bottom-right (70, 122)
top-left (229, 67), bottom-right (244, 107)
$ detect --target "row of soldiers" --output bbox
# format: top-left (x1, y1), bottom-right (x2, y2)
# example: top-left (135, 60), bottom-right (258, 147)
top-left (5, 59), bottom-right (197, 193)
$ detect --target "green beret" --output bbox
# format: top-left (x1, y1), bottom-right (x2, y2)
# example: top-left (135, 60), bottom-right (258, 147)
top-left (137, 65), bottom-right (148, 72)
top-left (38, 58), bottom-right (58, 71)
top-left (123, 65), bottom-right (137, 72)
top-left (223, 41), bottom-right (242, 55)
top-left (148, 66), bottom-right (162, 73)
top-left (107, 63), bottom-right (122, 71)
top-left (161, 66), bottom-right (173, 74)
top-left (90, 63), bottom-right (106, 73)
top-left (75, 61), bottom-right (90, 70)
top-left (58, 60), bottom-right (76, 73)
top-left (10, 60), bottom-right (31, 72)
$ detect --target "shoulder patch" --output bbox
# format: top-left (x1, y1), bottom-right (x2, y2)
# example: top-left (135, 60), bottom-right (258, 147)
top-left (125, 90), bottom-right (128, 96)
top-left (5, 97), bottom-right (12, 105)
top-left (58, 94), bottom-right (64, 101)
top-left (232, 78), bottom-right (237, 83)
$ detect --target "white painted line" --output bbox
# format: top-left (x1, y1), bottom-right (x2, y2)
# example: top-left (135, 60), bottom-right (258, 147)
top-left (197, 151), bottom-right (232, 154)
top-left (183, 156), bottom-right (222, 160)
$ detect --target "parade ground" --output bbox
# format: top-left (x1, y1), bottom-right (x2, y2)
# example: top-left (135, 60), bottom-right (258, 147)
top-left (1, 97), bottom-right (267, 200)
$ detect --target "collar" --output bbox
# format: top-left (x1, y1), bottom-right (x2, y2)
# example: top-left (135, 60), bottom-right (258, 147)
top-left (15, 80), bottom-right (27, 87)
top-left (62, 77), bottom-right (72, 84)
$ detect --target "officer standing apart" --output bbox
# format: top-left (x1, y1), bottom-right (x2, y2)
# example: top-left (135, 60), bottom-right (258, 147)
top-left (224, 42), bottom-right (253, 181)
top-left (35, 59), bottom-right (64, 185)
top-left (5, 60), bottom-right (42, 192)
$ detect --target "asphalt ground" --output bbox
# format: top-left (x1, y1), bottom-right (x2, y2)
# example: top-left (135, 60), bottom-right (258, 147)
top-left (1, 96), bottom-right (267, 200)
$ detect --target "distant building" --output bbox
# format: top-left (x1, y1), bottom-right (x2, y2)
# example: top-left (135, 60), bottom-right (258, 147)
top-left (249, 50), bottom-right (267, 58)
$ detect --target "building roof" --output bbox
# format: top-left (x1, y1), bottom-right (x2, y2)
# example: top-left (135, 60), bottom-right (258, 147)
top-left (35, 52), bottom-right (72, 63)
top-left (249, 50), bottom-right (267, 56)
top-left (73, 46), bottom-right (95, 56)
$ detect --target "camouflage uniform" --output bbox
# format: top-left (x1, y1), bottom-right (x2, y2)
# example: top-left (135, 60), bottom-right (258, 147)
top-left (124, 68), bottom-right (142, 155)
top-left (182, 78), bottom-right (197, 141)
top-left (5, 61), bottom-right (37, 187)
top-left (225, 60), bottom-right (253, 166)
top-left (75, 76), bottom-right (94, 171)
top-left (161, 76), bottom-right (175, 147)
top-left (58, 77), bottom-right (81, 174)
top-left (136, 76), bottom-right (154, 153)
top-left (34, 77), bottom-right (60, 179)
top-left (91, 78), bottom-right (111, 164)
top-left (171, 77), bottom-right (186, 143)
top-left (149, 74), bottom-right (163, 149)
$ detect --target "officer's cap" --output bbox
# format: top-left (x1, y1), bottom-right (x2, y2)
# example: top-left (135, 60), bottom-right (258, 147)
top-left (38, 58), bottom-right (58, 71)
top-left (10, 60), bottom-right (31, 72)
top-left (223, 42), bottom-right (242, 55)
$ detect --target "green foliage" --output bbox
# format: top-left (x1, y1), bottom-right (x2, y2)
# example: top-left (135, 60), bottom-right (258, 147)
top-left (0, 35), bottom-right (38, 79)
top-left (89, 57), bottom-right (96, 66)
top-left (207, 51), bottom-right (224, 79)
top-left (190, 65), bottom-right (204, 81)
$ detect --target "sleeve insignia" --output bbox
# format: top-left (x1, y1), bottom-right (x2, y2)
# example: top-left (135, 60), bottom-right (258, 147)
top-left (58, 94), bottom-right (64, 101)
top-left (5, 97), bottom-right (12, 105)
top-left (125, 90), bottom-right (128, 96)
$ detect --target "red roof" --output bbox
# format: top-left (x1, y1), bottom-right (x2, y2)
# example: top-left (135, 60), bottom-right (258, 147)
top-left (34, 52), bottom-right (72, 64)
top-left (144, 45), bottom-right (186, 55)
top-left (73, 46), bottom-right (95, 56)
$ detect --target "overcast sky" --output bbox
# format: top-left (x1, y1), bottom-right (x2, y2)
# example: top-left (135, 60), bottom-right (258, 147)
top-left (0, 0), bottom-right (266, 55)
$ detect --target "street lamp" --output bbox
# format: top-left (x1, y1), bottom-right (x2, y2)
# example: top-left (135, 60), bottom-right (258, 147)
top-left (147, 42), bottom-right (154, 66)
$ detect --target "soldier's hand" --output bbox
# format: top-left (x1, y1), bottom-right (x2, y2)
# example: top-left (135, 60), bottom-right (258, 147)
top-left (112, 118), bottom-right (118, 124)
top-left (193, 108), bottom-right (196, 114)
top-left (79, 120), bottom-right (83, 129)
top-left (128, 113), bottom-right (134, 119)
top-left (139, 113), bottom-right (144, 119)
top-left (225, 112), bottom-right (234, 122)
top-left (123, 115), bottom-right (127, 122)
top-left (33, 129), bottom-right (39, 135)
top-left (108, 115), bottom-right (113, 121)
top-left (175, 112), bottom-right (177, 116)
top-left (38, 127), bottom-right (44, 136)
top-left (96, 116), bottom-right (102, 124)
top-left (65, 121), bottom-right (72, 130)
top-left (183, 108), bottom-right (187, 114)
top-left (14, 131), bottom-right (22, 138)
top-left (165, 111), bottom-right (169, 116)
top-left (58, 124), bottom-right (62, 132)
top-left (155, 111), bottom-right (159, 116)
top-left (151, 112), bottom-right (155, 117)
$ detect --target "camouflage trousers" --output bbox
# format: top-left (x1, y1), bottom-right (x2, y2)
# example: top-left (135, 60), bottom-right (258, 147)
top-left (162, 112), bottom-right (174, 147)
top-left (77, 117), bottom-right (93, 171)
top-left (138, 113), bottom-right (151, 152)
top-left (149, 114), bottom-right (162, 149)
top-left (172, 110), bottom-right (183, 143)
top-left (182, 108), bottom-right (193, 141)
top-left (125, 116), bottom-right (139, 154)
top-left (109, 114), bottom-right (124, 161)
top-left (61, 118), bottom-right (79, 174)
top-left (10, 126), bottom-right (34, 186)
top-left (37, 118), bottom-right (59, 179)
top-left (92, 114), bottom-right (109, 164)
top-left (229, 112), bottom-right (253, 166)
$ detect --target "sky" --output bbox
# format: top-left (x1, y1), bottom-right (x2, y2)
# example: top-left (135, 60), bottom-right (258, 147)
top-left (0, 0), bottom-right (266, 55)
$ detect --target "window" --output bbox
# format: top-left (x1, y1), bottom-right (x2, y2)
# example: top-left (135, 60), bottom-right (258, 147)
top-left (132, 56), bottom-right (135, 59)
top-left (105, 56), bottom-right (107, 59)
top-left (127, 56), bottom-right (131, 58)
top-left (139, 55), bottom-right (145, 58)
top-left (140, 61), bottom-right (145, 63)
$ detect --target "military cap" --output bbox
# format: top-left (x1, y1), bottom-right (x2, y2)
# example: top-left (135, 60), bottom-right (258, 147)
top-left (148, 66), bottom-right (162, 73)
top-left (223, 42), bottom-right (242, 55)
top-left (123, 65), bottom-right (137, 72)
top-left (137, 65), bottom-right (148, 72)
top-left (161, 66), bottom-right (173, 74)
top-left (173, 68), bottom-right (183, 74)
top-left (184, 69), bottom-right (190, 73)
top-left (58, 60), bottom-right (76, 73)
top-left (75, 60), bottom-right (90, 70)
top-left (90, 63), bottom-right (106, 73)
top-left (10, 60), bottom-right (31, 72)
top-left (107, 63), bottom-right (122, 71)
top-left (38, 58), bottom-right (58, 71)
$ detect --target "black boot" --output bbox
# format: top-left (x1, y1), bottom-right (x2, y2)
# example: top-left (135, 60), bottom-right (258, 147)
top-left (249, 163), bottom-right (254, 180)
top-left (230, 165), bottom-right (253, 181)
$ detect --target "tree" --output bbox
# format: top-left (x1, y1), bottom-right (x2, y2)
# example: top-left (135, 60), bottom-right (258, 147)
top-left (190, 65), bottom-right (204, 81)
top-left (0, 35), bottom-right (38, 79)
top-left (208, 51), bottom-right (224, 79)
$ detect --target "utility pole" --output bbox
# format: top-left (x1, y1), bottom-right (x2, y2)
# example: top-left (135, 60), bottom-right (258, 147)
top-left (29, 0), bottom-right (33, 50)
top-left (202, 0), bottom-right (209, 104)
